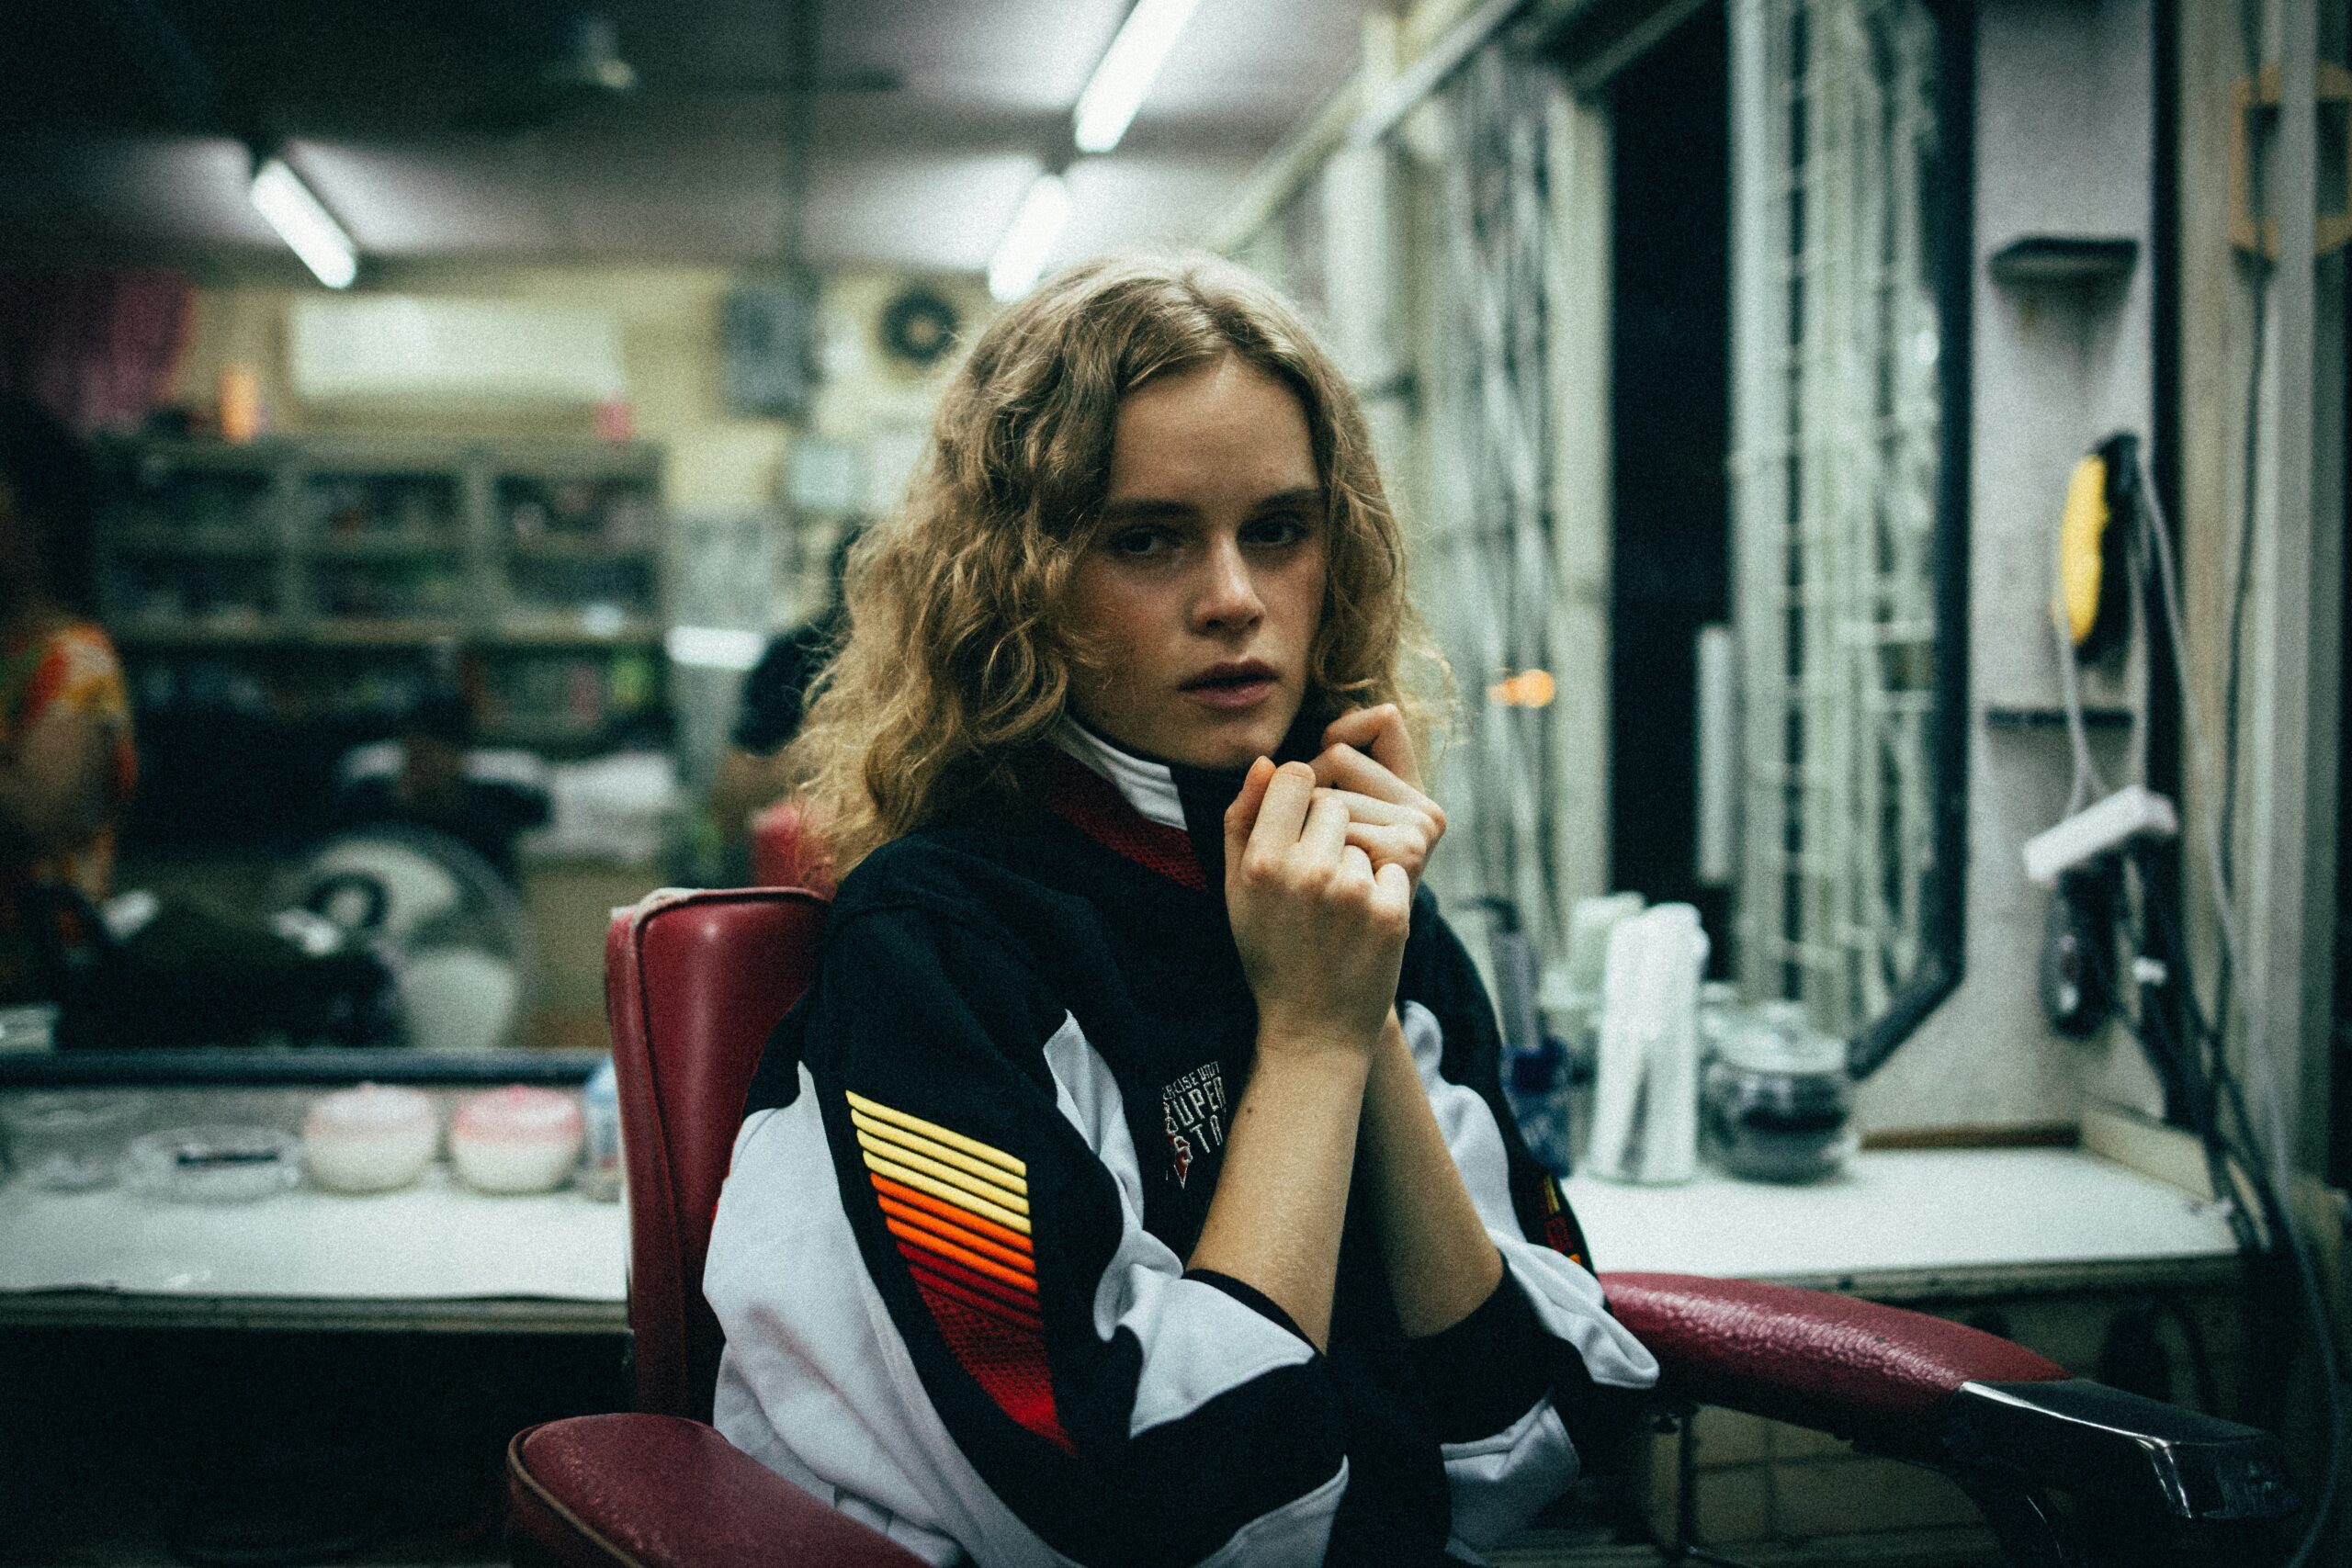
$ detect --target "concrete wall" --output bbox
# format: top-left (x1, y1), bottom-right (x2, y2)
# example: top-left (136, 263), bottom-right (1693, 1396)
top-left (1860, 0), bottom-right (2170, 1136)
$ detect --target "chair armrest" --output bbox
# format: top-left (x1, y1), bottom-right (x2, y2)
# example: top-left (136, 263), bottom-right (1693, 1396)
top-left (1599, 1270), bottom-right (2067, 1454)
top-left (507, 1415), bottom-right (929, 1568)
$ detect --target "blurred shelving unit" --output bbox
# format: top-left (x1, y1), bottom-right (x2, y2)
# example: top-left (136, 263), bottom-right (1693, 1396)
top-left (96, 434), bottom-right (668, 850)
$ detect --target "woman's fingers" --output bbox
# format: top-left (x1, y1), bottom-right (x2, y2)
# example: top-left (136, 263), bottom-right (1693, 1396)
top-left (1342, 821), bottom-right (1429, 869)
top-left (1300, 787), bottom-right (1351, 862)
top-left (1316, 788), bottom-right (1430, 829)
top-left (1243, 760), bottom-right (1319, 863)
top-left (1223, 756), bottom-right (1278, 863)
top-left (1320, 704), bottom-right (1421, 792)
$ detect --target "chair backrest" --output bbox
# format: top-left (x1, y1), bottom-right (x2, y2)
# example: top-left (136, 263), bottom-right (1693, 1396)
top-left (750, 798), bottom-right (838, 897)
top-left (605, 886), bottom-right (830, 1420)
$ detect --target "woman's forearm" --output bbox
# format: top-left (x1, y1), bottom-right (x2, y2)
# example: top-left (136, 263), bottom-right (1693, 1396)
top-left (1359, 1010), bottom-right (1503, 1337)
top-left (1185, 1036), bottom-right (1371, 1350)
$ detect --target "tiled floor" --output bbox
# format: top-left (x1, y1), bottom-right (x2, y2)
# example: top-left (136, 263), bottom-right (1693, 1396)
top-left (0, 1326), bottom-right (2007, 1568)
top-left (0, 1326), bottom-right (622, 1568)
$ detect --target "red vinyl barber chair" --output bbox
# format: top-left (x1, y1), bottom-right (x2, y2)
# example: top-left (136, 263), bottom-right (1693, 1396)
top-left (507, 888), bottom-right (2300, 1568)
top-left (748, 799), bottom-right (837, 897)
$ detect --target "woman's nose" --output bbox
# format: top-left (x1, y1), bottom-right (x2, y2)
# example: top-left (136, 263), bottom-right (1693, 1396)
top-left (1193, 535), bottom-right (1264, 629)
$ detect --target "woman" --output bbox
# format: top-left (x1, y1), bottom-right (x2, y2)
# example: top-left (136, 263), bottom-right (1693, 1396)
top-left (0, 399), bottom-right (135, 1003)
top-left (705, 255), bottom-right (1656, 1568)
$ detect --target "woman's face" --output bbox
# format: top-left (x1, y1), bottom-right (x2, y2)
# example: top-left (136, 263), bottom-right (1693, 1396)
top-left (1063, 354), bottom-right (1327, 769)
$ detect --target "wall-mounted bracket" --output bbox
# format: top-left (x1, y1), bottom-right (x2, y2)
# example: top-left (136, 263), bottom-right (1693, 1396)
top-left (2231, 60), bottom-right (2352, 258)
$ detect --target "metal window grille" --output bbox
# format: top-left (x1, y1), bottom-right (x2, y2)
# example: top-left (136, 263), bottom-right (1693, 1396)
top-left (1731, 0), bottom-right (1944, 1032)
top-left (1413, 42), bottom-right (1579, 968)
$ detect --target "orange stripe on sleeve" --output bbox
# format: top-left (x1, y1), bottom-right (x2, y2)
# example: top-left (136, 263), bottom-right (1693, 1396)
top-left (878, 1195), bottom-right (1037, 1275)
top-left (870, 1174), bottom-right (1035, 1258)
top-left (885, 1216), bottom-right (1039, 1294)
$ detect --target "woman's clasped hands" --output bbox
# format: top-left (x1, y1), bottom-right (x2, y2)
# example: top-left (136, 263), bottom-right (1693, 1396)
top-left (1222, 704), bottom-right (1448, 1056)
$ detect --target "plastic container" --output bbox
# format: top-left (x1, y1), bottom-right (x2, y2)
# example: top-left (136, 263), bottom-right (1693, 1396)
top-left (450, 1086), bottom-right (582, 1194)
top-left (1505, 1041), bottom-right (1575, 1179)
top-left (128, 1125), bottom-right (302, 1204)
top-left (0, 1092), bottom-right (146, 1190)
top-left (577, 1059), bottom-right (622, 1202)
top-left (1700, 1010), bottom-right (1857, 1184)
top-left (303, 1083), bottom-right (439, 1194)
top-left (1586, 904), bottom-right (1709, 1185)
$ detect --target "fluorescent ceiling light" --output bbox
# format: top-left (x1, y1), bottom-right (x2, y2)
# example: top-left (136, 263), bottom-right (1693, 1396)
top-left (988, 173), bottom-right (1072, 302)
top-left (664, 626), bottom-right (768, 671)
top-left (1073, 0), bottom-right (1203, 154)
top-left (249, 157), bottom-right (358, 289)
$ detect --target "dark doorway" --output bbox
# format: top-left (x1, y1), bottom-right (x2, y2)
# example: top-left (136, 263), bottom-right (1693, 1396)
top-left (1607, 4), bottom-right (1733, 962)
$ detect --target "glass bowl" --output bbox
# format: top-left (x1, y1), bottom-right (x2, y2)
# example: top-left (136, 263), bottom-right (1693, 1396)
top-left (0, 1092), bottom-right (148, 1190)
top-left (127, 1125), bottom-right (302, 1204)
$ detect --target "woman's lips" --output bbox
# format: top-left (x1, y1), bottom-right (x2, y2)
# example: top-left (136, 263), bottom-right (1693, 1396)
top-left (1182, 676), bottom-right (1277, 710)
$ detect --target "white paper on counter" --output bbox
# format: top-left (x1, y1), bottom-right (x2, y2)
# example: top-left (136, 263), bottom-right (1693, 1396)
top-left (1566, 1148), bottom-right (2239, 1281)
top-left (0, 1163), bottom-right (626, 1302)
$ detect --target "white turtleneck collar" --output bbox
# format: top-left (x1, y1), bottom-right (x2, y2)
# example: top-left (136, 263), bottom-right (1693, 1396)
top-left (1049, 719), bottom-right (1187, 830)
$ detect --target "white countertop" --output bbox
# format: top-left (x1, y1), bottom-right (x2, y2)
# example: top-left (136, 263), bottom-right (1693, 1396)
top-left (1567, 1147), bottom-right (2241, 1285)
top-left (0, 1146), bottom-right (2236, 1319)
top-left (0, 1161), bottom-right (627, 1304)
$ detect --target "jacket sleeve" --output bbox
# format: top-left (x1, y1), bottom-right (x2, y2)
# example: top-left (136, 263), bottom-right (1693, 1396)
top-left (707, 901), bottom-right (1349, 1568)
top-left (1394, 903), bottom-right (1661, 1552)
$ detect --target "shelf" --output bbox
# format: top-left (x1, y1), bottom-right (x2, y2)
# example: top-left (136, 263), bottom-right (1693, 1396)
top-left (1987, 235), bottom-right (2139, 287)
top-left (113, 621), bottom-right (284, 649)
top-left (104, 527), bottom-right (275, 558)
top-left (311, 532), bottom-right (467, 560)
top-left (489, 620), bottom-right (663, 649)
top-left (1984, 705), bottom-right (2136, 730)
top-left (508, 536), bottom-right (659, 563)
top-left (115, 624), bottom-right (668, 653)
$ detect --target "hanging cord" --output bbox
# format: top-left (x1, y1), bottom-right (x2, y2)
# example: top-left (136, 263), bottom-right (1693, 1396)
top-left (2136, 441), bottom-right (2343, 1566)
top-left (2051, 572), bottom-right (2109, 816)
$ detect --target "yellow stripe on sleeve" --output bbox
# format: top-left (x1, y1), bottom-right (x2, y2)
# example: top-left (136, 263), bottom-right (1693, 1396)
top-left (861, 1152), bottom-right (1033, 1235)
top-left (843, 1090), bottom-right (1026, 1179)
top-left (851, 1110), bottom-right (1028, 1201)
top-left (855, 1132), bottom-right (1031, 1218)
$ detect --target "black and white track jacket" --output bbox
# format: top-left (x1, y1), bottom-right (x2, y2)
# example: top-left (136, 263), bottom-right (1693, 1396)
top-left (706, 722), bottom-right (1658, 1567)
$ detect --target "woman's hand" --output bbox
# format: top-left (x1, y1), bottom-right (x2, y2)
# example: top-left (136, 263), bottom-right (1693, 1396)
top-left (1308, 705), bottom-right (1446, 900)
top-left (1224, 757), bottom-right (1413, 1055)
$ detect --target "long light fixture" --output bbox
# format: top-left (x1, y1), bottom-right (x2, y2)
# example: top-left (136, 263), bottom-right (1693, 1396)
top-left (249, 156), bottom-right (357, 289)
top-left (664, 626), bottom-right (768, 671)
top-left (1073, 0), bottom-right (1204, 154)
top-left (988, 172), bottom-right (1072, 302)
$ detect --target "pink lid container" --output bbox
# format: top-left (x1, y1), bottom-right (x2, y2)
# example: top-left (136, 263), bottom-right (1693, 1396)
top-left (450, 1086), bottom-right (583, 1194)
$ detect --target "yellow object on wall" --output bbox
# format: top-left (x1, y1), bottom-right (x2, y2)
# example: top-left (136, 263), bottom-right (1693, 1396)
top-left (2055, 451), bottom-right (2110, 647)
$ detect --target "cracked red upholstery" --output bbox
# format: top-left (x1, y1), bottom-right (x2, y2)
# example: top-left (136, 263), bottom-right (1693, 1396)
top-left (1600, 1271), bottom-right (2068, 1451)
top-left (509, 1415), bottom-right (926, 1568)
top-left (750, 800), bottom-right (838, 897)
top-left (605, 888), bottom-right (829, 1420)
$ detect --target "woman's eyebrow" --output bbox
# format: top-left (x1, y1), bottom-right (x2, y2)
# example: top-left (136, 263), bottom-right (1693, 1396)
top-left (1099, 497), bottom-right (1195, 521)
top-left (1098, 485), bottom-right (1323, 522)
top-left (1250, 486), bottom-right (1325, 512)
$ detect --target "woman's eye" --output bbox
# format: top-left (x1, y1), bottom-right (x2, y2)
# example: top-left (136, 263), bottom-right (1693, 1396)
top-left (1109, 528), bottom-right (1174, 558)
top-left (1245, 514), bottom-right (1309, 547)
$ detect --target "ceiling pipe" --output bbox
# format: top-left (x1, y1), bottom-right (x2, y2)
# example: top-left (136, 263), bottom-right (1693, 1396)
top-left (1073, 0), bottom-right (1204, 154)
top-left (249, 153), bottom-right (358, 289)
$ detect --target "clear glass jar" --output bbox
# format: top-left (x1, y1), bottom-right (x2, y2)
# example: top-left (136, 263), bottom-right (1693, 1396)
top-left (0, 1092), bottom-right (147, 1190)
top-left (1700, 1012), bottom-right (1856, 1183)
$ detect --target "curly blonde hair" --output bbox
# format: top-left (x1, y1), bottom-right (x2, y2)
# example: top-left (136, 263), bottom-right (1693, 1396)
top-left (792, 252), bottom-right (1441, 874)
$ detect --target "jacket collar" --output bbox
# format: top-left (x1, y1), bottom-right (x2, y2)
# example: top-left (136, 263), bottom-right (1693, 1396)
top-left (1041, 715), bottom-right (1323, 896)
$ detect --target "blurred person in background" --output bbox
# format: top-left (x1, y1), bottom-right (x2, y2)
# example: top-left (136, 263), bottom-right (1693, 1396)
top-left (0, 397), bottom-right (136, 1002)
top-left (709, 521), bottom-right (864, 847)
top-left (333, 690), bottom-right (549, 886)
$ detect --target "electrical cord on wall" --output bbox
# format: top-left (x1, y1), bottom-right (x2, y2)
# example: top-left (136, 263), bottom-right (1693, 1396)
top-left (2135, 441), bottom-right (2343, 1565)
